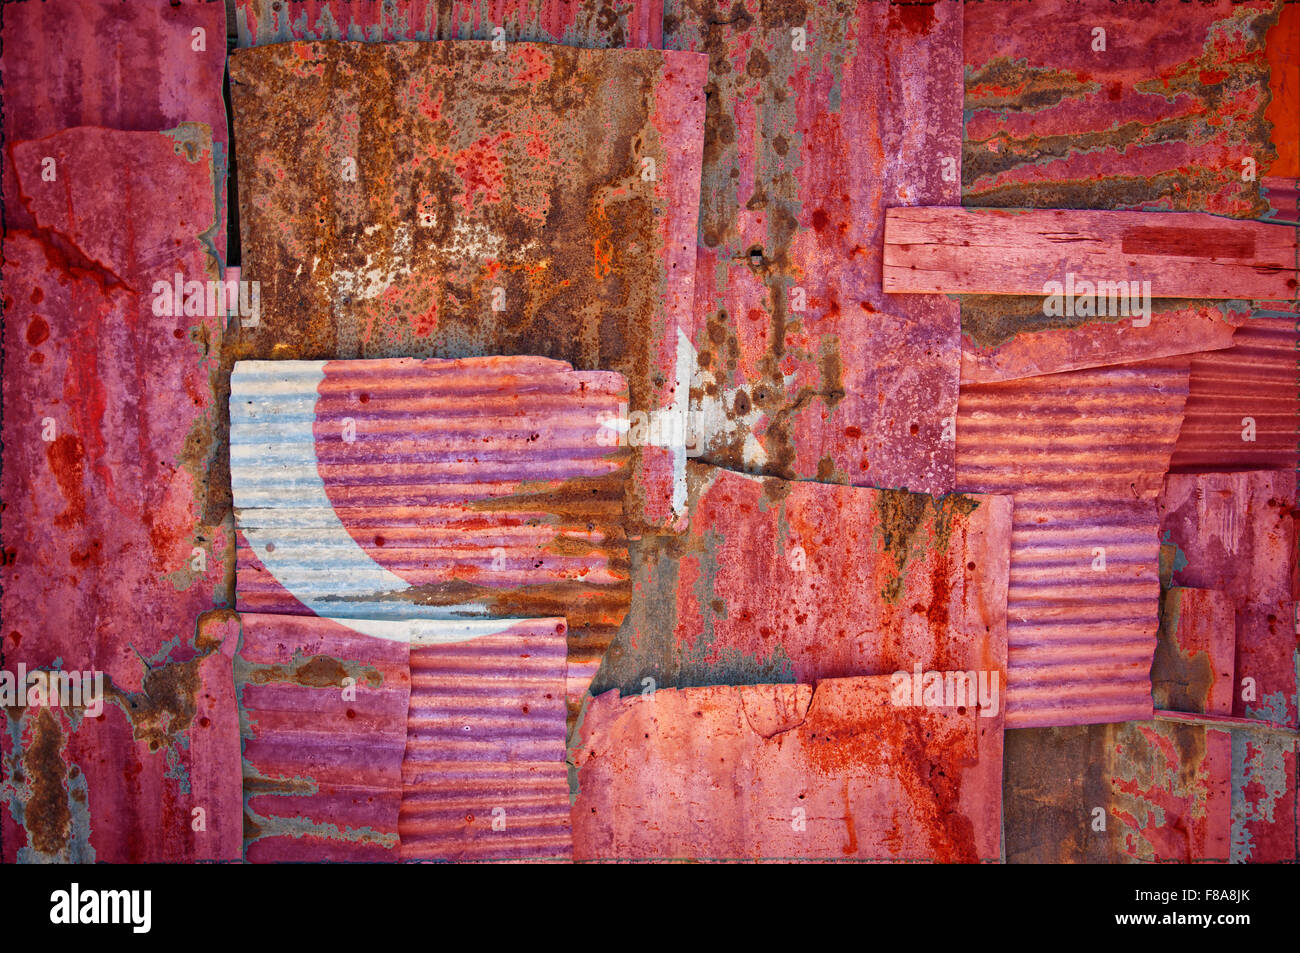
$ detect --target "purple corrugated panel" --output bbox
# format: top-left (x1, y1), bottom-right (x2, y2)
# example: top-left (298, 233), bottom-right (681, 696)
top-left (961, 0), bottom-right (1281, 381)
top-left (401, 618), bottom-right (570, 862)
top-left (665, 0), bottom-right (962, 495)
top-left (230, 357), bottom-right (630, 711)
top-left (1, 0), bottom-right (229, 257)
top-left (956, 358), bottom-right (1191, 728)
top-left (236, 0), bottom-right (662, 47)
top-left (573, 675), bottom-right (1004, 862)
top-left (1, 127), bottom-right (239, 862)
top-left (238, 612), bottom-right (411, 862)
top-left (590, 462), bottom-right (1012, 703)
top-left (1261, 176), bottom-right (1300, 225)
top-left (1153, 587), bottom-right (1236, 716)
top-left (227, 40), bottom-right (705, 531)
top-left (1169, 310), bottom-right (1299, 473)
top-left (1158, 470), bottom-right (1298, 727)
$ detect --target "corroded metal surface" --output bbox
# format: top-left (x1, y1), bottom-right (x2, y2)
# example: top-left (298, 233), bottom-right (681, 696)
top-left (591, 462), bottom-right (1011, 697)
top-left (401, 618), bottom-right (570, 862)
top-left (573, 675), bottom-right (1004, 862)
top-left (1169, 310), bottom-right (1299, 473)
top-left (228, 40), bottom-right (706, 530)
top-left (956, 358), bottom-right (1191, 728)
top-left (1004, 718), bottom-right (1297, 863)
top-left (1, 0), bottom-right (229, 257)
top-left (1153, 587), bottom-right (1236, 717)
top-left (1, 127), bottom-right (238, 861)
top-left (237, 612), bottom-right (411, 862)
top-left (230, 357), bottom-right (630, 708)
top-left (667, 0), bottom-right (962, 495)
top-left (236, 0), bottom-right (662, 47)
top-left (1158, 470), bottom-right (1298, 727)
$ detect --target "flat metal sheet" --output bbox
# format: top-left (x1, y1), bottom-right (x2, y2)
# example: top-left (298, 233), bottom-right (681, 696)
top-left (573, 675), bottom-right (1004, 862)
top-left (666, 0), bottom-right (963, 495)
top-left (230, 356), bottom-right (631, 709)
top-left (238, 612), bottom-right (411, 862)
top-left (228, 40), bottom-right (706, 531)
top-left (236, 0), bottom-right (663, 48)
top-left (956, 358), bottom-right (1192, 728)
top-left (1153, 587), bottom-right (1236, 717)
top-left (1, 127), bottom-right (238, 862)
top-left (591, 462), bottom-right (1012, 699)
top-left (401, 618), bottom-right (570, 862)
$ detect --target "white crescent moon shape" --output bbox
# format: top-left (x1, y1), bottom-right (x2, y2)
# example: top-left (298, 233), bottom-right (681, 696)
top-left (230, 360), bottom-right (521, 645)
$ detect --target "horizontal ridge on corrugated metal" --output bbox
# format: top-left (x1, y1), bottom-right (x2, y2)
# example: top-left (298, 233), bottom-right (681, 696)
top-left (1170, 312), bottom-right (1299, 473)
top-left (957, 358), bottom-right (1191, 728)
top-left (401, 618), bottom-right (571, 861)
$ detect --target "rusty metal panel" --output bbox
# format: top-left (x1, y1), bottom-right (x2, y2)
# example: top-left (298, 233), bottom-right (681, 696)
top-left (960, 0), bottom-right (1282, 380)
top-left (227, 40), bottom-right (705, 531)
top-left (237, 612), bottom-right (411, 862)
top-left (1169, 310), bottom-right (1300, 473)
top-left (1153, 587), bottom-right (1236, 716)
top-left (591, 462), bottom-right (1011, 698)
top-left (666, 0), bottom-right (963, 495)
top-left (230, 356), bottom-right (630, 708)
top-left (1, 126), bottom-right (240, 862)
top-left (956, 358), bottom-right (1191, 728)
top-left (573, 675), bottom-right (1004, 862)
top-left (1004, 717), bottom-right (1297, 863)
top-left (1, 0), bottom-right (229, 257)
top-left (1158, 470), bottom-right (1298, 727)
top-left (401, 618), bottom-right (570, 862)
top-left (236, 0), bottom-right (662, 47)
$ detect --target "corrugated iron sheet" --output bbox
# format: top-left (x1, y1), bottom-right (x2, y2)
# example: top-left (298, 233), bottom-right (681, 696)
top-left (1, 126), bottom-right (239, 862)
top-left (230, 356), bottom-right (630, 708)
top-left (1153, 587), bottom-right (1236, 716)
top-left (955, 358), bottom-right (1192, 728)
top-left (667, 0), bottom-right (963, 496)
top-left (236, 0), bottom-right (662, 48)
top-left (1004, 717), bottom-right (1297, 863)
top-left (1, 0), bottom-right (229, 258)
top-left (1169, 310), bottom-right (1299, 473)
top-left (1158, 470), bottom-right (1298, 727)
top-left (401, 618), bottom-right (570, 862)
top-left (227, 40), bottom-right (705, 531)
top-left (591, 462), bottom-right (1012, 698)
top-left (237, 612), bottom-right (411, 862)
top-left (573, 675), bottom-right (1004, 862)
top-left (960, 0), bottom-right (1283, 380)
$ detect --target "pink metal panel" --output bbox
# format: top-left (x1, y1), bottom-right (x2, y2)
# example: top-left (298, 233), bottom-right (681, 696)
top-left (230, 357), bottom-right (631, 710)
top-left (1153, 587), bottom-right (1236, 716)
top-left (1, 127), bottom-right (238, 861)
top-left (1169, 311), bottom-right (1300, 474)
top-left (1, 0), bottom-right (229, 257)
top-left (1158, 470), bottom-right (1298, 727)
top-left (573, 675), bottom-right (1004, 862)
top-left (236, 0), bottom-right (662, 48)
top-left (228, 40), bottom-right (705, 531)
top-left (667, 0), bottom-right (963, 496)
top-left (401, 618), bottom-right (570, 862)
top-left (956, 358), bottom-right (1192, 728)
top-left (238, 613), bottom-right (411, 862)
top-left (591, 462), bottom-right (1011, 695)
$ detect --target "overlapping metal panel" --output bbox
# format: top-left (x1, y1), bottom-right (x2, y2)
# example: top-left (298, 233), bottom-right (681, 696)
top-left (230, 356), bottom-right (631, 708)
top-left (237, 612), bottom-right (411, 862)
top-left (227, 40), bottom-right (705, 531)
top-left (236, 0), bottom-right (663, 48)
top-left (592, 463), bottom-right (1011, 697)
top-left (955, 358), bottom-right (1192, 728)
top-left (1, 126), bottom-right (239, 861)
top-left (573, 675), bottom-right (1004, 862)
top-left (1153, 587), bottom-right (1236, 717)
top-left (666, 0), bottom-right (963, 496)
top-left (401, 618), bottom-right (570, 862)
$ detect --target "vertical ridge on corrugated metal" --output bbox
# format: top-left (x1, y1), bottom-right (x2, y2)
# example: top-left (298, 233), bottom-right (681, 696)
top-left (956, 358), bottom-right (1192, 728)
top-left (400, 618), bottom-right (571, 862)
